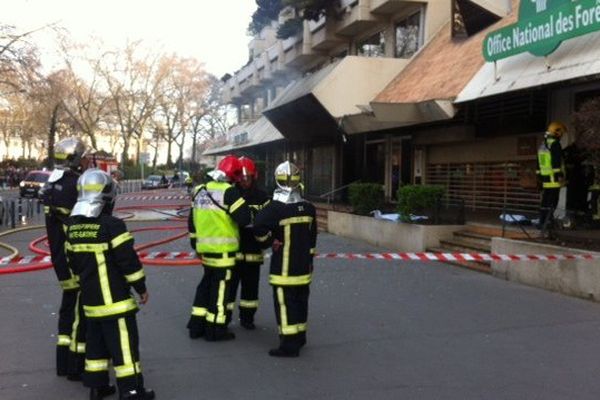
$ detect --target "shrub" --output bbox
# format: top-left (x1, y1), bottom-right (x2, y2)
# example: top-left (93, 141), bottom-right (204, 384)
top-left (397, 185), bottom-right (445, 222)
top-left (348, 182), bottom-right (384, 216)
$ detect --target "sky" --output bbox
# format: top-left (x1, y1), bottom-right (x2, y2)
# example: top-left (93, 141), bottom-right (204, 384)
top-left (4, 0), bottom-right (258, 77)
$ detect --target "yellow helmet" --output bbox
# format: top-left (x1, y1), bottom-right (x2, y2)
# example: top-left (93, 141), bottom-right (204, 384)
top-left (547, 121), bottom-right (567, 138)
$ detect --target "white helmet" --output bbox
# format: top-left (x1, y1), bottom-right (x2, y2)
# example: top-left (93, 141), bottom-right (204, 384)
top-left (71, 169), bottom-right (117, 218)
top-left (275, 161), bottom-right (301, 191)
top-left (273, 161), bottom-right (303, 204)
top-left (54, 137), bottom-right (88, 170)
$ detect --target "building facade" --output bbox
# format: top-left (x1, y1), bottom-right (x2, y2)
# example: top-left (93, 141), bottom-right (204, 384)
top-left (208, 0), bottom-right (600, 217)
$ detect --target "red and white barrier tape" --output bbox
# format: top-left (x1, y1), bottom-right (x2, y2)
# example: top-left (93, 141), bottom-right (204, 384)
top-left (117, 195), bottom-right (189, 201)
top-left (0, 255), bottom-right (51, 265)
top-left (2, 251), bottom-right (599, 268)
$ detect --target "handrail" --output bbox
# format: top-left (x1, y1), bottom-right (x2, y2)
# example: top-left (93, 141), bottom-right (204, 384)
top-left (318, 180), bottom-right (360, 203)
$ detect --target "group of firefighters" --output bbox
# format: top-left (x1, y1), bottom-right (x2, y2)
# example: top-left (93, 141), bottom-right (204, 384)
top-left (37, 120), bottom-right (599, 399)
top-left (41, 138), bottom-right (317, 400)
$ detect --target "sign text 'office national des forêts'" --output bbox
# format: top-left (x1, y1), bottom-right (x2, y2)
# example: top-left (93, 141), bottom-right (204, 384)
top-left (483, 0), bottom-right (600, 62)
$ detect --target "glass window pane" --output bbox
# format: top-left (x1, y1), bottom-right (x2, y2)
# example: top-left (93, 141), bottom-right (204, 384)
top-left (357, 32), bottom-right (385, 58)
top-left (395, 12), bottom-right (421, 58)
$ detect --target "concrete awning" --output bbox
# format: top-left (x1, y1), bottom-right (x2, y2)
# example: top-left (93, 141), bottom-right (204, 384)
top-left (263, 56), bottom-right (408, 140)
top-left (370, 2), bottom-right (518, 128)
top-left (456, 30), bottom-right (600, 103)
top-left (203, 117), bottom-right (284, 156)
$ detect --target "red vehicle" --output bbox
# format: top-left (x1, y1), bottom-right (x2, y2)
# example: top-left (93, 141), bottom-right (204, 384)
top-left (19, 170), bottom-right (51, 198)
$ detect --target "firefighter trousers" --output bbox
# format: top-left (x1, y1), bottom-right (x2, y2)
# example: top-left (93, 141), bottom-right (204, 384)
top-left (187, 266), bottom-right (233, 339)
top-left (227, 261), bottom-right (261, 324)
top-left (272, 285), bottom-right (310, 352)
top-left (84, 315), bottom-right (144, 394)
top-left (56, 289), bottom-right (85, 376)
top-left (540, 188), bottom-right (560, 227)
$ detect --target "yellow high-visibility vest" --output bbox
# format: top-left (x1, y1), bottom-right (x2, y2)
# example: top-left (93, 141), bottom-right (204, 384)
top-left (537, 138), bottom-right (563, 189)
top-left (192, 182), bottom-right (240, 255)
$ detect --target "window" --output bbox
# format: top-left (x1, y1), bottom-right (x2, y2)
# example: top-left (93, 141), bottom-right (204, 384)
top-left (357, 31), bottom-right (385, 58)
top-left (395, 11), bottom-right (422, 58)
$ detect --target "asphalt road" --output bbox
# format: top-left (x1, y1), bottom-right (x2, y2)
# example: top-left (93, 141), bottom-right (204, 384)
top-left (2, 191), bottom-right (600, 399)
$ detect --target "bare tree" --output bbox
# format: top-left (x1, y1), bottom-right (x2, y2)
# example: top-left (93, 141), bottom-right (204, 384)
top-left (56, 36), bottom-right (112, 150)
top-left (100, 42), bottom-right (167, 166)
top-left (189, 75), bottom-right (229, 164)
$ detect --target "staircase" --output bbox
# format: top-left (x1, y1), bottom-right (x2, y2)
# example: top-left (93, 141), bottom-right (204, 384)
top-left (427, 223), bottom-right (539, 274)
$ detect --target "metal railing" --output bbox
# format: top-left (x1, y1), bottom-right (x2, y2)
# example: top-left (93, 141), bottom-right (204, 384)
top-left (318, 180), bottom-right (361, 204)
top-left (0, 197), bottom-right (44, 230)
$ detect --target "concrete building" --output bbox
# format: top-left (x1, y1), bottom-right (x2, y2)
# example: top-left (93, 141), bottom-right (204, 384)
top-left (207, 0), bottom-right (600, 218)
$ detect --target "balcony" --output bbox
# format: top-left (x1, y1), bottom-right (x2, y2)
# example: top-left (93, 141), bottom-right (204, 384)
top-left (309, 18), bottom-right (345, 51)
top-left (336, 0), bottom-right (379, 36)
top-left (222, 76), bottom-right (242, 103)
top-left (370, 0), bottom-right (423, 15)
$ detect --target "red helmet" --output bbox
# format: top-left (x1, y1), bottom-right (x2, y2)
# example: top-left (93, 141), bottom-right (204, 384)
top-left (238, 156), bottom-right (258, 179)
top-left (217, 155), bottom-right (242, 182)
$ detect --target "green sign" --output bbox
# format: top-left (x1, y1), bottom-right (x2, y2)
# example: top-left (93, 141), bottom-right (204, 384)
top-left (483, 0), bottom-right (600, 61)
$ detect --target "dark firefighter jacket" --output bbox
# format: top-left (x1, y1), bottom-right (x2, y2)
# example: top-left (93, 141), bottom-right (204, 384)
top-left (188, 181), bottom-right (251, 267)
top-left (41, 169), bottom-right (80, 290)
top-left (253, 199), bottom-right (317, 286)
top-left (238, 186), bottom-right (270, 263)
top-left (65, 215), bottom-right (147, 320)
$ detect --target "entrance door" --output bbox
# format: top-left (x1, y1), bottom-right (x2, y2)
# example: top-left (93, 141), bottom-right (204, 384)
top-left (365, 140), bottom-right (386, 185)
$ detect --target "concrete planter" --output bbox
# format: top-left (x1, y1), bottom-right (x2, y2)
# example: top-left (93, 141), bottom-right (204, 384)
top-left (327, 210), bottom-right (462, 252)
top-left (491, 237), bottom-right (600, 301)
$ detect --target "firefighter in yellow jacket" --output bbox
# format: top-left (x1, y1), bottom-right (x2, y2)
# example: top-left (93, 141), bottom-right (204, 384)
top-left (537, 121), bottom-right (566, 228)
top-left (187, 155), bottom-right (251, 341)
top-left (253, 161), bottom-right (317, 357)
top-left (65, 169), bottom-right (154, 400)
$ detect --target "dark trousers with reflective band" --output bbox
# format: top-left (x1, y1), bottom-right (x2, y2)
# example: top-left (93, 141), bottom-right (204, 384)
top-left (227, 260), bottom-right (261, 323)
top-left (84, 315), bottom-right (143, 393)
top-left (540, 188), bottom-right (560, 227)
top-left (57, 289), bottom-right (85, 376)
top-left (188, 266), bottom-right (232, 337)
top-left (272, 285), bottom-right (309, 352)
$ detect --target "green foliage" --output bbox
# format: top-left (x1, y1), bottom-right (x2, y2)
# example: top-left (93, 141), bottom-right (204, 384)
top-left (348, 182), bottom-right (384, 216)
top-left (248, 0), bottom-right (284, 35)
top-left (397, 185), bottom-right (445, 222)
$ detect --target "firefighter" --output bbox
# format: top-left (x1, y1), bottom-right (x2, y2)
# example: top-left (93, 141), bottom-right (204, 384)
top-left (537, 121), bottom-right (566, 229)
top-left (253, 161), bottom-right (317, 357)
top-left (187, 155), bottom-right (251, 341)
top-left (65, 169), bottom-right (154, 400)
top-left (226, 156), bottom-right (270, 330)
top-left (40, 137), bottom-right (90, 379)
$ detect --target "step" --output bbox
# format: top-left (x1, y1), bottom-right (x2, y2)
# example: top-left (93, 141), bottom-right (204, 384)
top-left (453, 230), bottom-right (493, 246)
top-left (464, 223), bottom-right (540, 240)
top-left (427, 247), bottom-right (491, 274)
top-left (438, 238), bottom-right (491, 253)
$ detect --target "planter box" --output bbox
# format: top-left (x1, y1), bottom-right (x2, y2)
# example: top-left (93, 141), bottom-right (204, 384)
top-left (327, 210), bottom-right (462, 252)
top-left (491, 237), bottom-right (600, 301)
